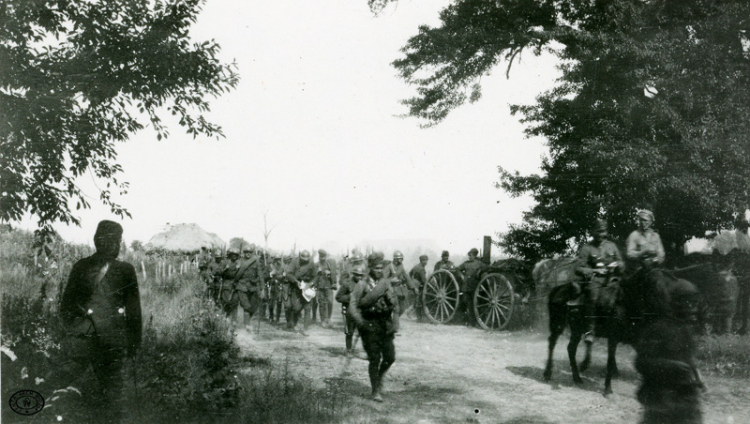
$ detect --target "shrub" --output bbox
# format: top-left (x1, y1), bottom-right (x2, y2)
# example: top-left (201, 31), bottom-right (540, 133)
top-left (697, 334), bottom-right (750, 378)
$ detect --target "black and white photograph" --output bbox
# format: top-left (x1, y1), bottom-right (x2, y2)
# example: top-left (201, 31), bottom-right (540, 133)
top-left (2, 0), bottom-right (750, 423)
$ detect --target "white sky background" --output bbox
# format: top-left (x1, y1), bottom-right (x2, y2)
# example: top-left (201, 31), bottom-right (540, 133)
top-left (20, 0), bottom-right (561, 255)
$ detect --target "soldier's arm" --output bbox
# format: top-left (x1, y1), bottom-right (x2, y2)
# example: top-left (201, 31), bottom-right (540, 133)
top-left (575, 246), bottom-right (595, 277)
top-left (335, 283), bottom-right (351, 304)
top-left (626, 232), bottom-right (642, 260)
top-left (360, 279), bottom-right (391, 307)
top-left (348, 282), bottom-right (365, 324)
top-left (654, 233), bottom-right (666, 264)
top-left (610, 244), bottom-right (626, 271)
top-left (403, 268), bottom-right (418, 290)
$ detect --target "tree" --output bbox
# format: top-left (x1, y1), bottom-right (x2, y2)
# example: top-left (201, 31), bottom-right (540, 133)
top-left (384, 0), bottom-right (750, 259)
top-left (228, 237), bottom-right (249, 251)
top-left (130, 240), bottom-right (144, 252)
top-left (0, 0), bottom-right (239, 239)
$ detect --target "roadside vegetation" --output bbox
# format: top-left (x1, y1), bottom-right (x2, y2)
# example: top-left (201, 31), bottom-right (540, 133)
top-left (0, 227), bottom-right (347, 423)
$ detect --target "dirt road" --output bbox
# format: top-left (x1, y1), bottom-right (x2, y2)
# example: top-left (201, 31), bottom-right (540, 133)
top-left (236, 311), bottom-right (749, 424)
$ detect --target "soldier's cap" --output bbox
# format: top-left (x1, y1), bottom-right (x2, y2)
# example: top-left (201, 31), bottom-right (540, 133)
top-left (594, 219), bottom-right (608, 232)
top-left (318, 249), bottom-right (327, 258)
top-left (214, 251), bottom-right (224, 258)
top-left (419, 254), bottom-right (429, 261)
top-left (300, 250), bottom-right (311, 260)
top-left (636, 209), bottom-right (654, 222)
top-left (441, 250), bottom-right (450, 257)
top-left (468, 248), bottom-right (479, 256)
top-left (350, 252), bottom-right (364, 262)
top-left (94, 220), bottom-right (123, 240)
top-left (227, 247), bottom-right (240, 255)
top-left (352, 265), bottom-right (366, 276)
top-left (393, 250), bottom-right (404, 259)
top-left (242, 246), bottom-right (254, 253)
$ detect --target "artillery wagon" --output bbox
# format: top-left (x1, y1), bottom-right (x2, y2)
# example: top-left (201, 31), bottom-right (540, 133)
top-left (420, 237), bottom-right (532, 331)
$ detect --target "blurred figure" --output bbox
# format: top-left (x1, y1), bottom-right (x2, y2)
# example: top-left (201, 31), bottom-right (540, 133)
top-left (409, 255), bottom-right (429, 322)
top-left (207, 250), bottom-right (224, 304)
top-left (267, 254), bottom-right (285, 324)
top-left (60, 220), bottom-right (142, 419)
top-left (635, 281), bottom-right (705, 424)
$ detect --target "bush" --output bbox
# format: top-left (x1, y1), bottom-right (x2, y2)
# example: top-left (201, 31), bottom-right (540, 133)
top-left (697, 334), bottom-right (750, 378)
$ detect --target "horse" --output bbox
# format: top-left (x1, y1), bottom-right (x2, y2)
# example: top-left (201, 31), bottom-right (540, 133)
top-left (535, 258), bottom-right (702, 395)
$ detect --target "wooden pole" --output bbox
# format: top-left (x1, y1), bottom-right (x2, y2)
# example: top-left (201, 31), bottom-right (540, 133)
top-left (141, 261), bottom-right (147, 281)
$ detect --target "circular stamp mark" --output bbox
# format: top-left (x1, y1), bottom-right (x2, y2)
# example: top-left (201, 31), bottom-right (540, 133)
top-left (9, 390), bottom-right (45, 415)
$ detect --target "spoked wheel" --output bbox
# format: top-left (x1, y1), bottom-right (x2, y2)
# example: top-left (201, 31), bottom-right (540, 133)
top-left (473, 273), bottom-right (515, 331)
top-left (422, 270), bottom-right (460, 324)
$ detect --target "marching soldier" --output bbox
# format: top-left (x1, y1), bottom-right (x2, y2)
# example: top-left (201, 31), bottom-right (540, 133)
top-left (224, 245), bottom-right (265, 330)
top-left (341, 251), bottom-right (366, 282)
top-left (349, 258), bottom-right (397, 402)
top-left (434, 250), bottom-right (455, 271)
top-left (457, 248), bottom-right (489, 324)
top-left (409, 255), bottom-right (429, 322)
top-left (314, 249), bottom-right (338, 328)
top-left (575, 219), bottom-right (624, 344)
top-left (60, 220), bottom-right (142, 418)
top-left (336, 264), bottom-right (366, 355)
top-left (267, 254), bottom-right (285, 324)
top-left (285, 250), bottom-right (317, 335)
top-left (198, 246), bottom-right (212, 284)
top-left (221, 248), bottom-right (242, 317)
top-left (383, 250), bottom-right (418, 331)
top-left (207, 250), bottom-right (224, 304)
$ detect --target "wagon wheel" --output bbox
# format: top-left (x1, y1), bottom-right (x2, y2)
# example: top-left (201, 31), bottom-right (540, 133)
top-left (473, 273), bottom-right (515, 331)
top-left (422, 270), bottom-right (460, 324)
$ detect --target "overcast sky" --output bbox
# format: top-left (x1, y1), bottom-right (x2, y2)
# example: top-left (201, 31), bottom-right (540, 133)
top-left (20, 0), bottom-right (561, 255)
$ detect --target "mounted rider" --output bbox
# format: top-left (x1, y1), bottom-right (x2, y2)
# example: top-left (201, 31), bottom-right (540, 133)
top-left (626, 209), bottom-right (666, 318)
top-left (574, 219), bottom-right (625, 344)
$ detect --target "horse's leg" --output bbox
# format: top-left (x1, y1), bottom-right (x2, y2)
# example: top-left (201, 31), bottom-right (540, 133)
top-left (567, 306), bottom-right (584, 385)
top-left (579, 336), bottom-right (593, 372)
top-left (604, 319), bottom-right (621, 396)
top-left (544, 302), bottom-right (565, 382)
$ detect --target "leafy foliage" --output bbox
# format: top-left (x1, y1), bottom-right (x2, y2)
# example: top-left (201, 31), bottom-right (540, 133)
top-left (0, 0), bottom-right (239, 236)
top-left (389, 0), bottom-right (750, 259)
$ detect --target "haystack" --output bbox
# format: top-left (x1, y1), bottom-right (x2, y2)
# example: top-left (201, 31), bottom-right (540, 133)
top-left (146, 223), bottom-right (225, 253)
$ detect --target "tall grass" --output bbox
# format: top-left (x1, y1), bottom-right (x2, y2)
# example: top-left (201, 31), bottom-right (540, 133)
top-left (1, 228), bottom-right (347, 423)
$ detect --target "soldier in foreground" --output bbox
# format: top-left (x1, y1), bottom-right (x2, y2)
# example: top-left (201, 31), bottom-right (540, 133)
top-left (225, 245), bottom-right (265, 330)
top-left (635, 281), bottom-right (705, 424)
top-left (349, 259), bottom-right (397, 402)
top-left (60, 220), bottom-right (142, 418)
top-left (434, 250), bottom-right (455, 271)
top-left (336, 264), bottom-right (366, 355)
top-left (409, 255), bottom-right (429, 322)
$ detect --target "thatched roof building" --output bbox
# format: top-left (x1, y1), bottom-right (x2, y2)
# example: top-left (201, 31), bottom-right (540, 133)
top-left (146, 223), bottom-right (225, 253)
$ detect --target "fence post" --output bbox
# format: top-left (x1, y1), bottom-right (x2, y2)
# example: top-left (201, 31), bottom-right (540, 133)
top-left (141, 261), bottom-right (147, 281)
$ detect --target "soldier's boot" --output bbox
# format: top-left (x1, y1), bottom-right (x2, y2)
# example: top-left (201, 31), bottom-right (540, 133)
top-left (369, 366), bottom-right (383, 402)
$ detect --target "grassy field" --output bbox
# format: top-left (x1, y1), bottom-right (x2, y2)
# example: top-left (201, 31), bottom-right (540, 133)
top-left (0, 228), bottom-right (346, 424)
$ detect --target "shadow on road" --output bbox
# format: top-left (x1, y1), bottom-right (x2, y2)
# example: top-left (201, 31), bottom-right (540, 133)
top-left (506, 364), bottom-right (608, 394)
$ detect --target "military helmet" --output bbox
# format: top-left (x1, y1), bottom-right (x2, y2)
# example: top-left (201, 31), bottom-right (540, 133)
top-left (350, 252), bottom-right (364, 263)
top-left (318, 249), bottom-right (328, 258)
top-left (227, 247), bottom-right (240, 256)
top-left (468, 248), bottom-right (479, 256)
top-left (393, 250), bottom-right (404, 260)
top-left (242, 245), bottom-right (254, 253)
top-left (214, 251), bottom-right (224, 258)
top-left (352, 265), bottom-right (366, 276)
top-left (441, 250), bottom-right (450, 258)
top-left (300, 250), bottom-right (311, 260)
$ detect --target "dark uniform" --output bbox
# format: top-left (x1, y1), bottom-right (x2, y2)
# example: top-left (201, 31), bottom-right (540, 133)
top-left (457, 250), bottom-right (489, 324)
top-left (60, 221), bottom-right (142, 417)
top-left (575, 233), bottom-right (624, 342)
top-left (220, 250), bottom-right (241, 317)
top-left (314, 250), bottom-right (338, 328)
top-left (434, 251), bottom-right (455, 272)
top-left (206, 253), bottom-right (224, 304)
top-left (284, 252), bottom-right (317, 333)
top-left (350, 262), bottom-right (397, 402)
top-left (335, 265), bottom-right (364, 353)
top-left (266, 257), bottom-right (285, 323)
top-left (383, 252), bottom-right (417, 331)
top-left (409, 255), bottom-right (428, 322)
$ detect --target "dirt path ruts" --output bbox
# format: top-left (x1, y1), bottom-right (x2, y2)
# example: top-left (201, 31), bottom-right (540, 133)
top-left (236, 311), bottom-right (750, 424)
